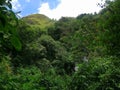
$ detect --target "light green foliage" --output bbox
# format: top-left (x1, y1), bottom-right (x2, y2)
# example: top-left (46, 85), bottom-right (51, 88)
top-left (22, 14), bottom-right (55, 31)
top-left (69, 57), bottom-right (120, 90)
top-left (0, 64), bottom-right (71, 90)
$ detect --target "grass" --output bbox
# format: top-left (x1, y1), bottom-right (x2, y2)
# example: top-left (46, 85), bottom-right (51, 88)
top-left (22, 14), bottom-right (55, 31)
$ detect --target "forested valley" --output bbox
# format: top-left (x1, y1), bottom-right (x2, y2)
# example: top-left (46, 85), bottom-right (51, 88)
top-left (0, 0), bottom-right (120, 89)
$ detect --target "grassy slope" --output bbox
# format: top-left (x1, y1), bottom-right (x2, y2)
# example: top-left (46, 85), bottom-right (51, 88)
top-left (22, 14), bottom-right (55, 31)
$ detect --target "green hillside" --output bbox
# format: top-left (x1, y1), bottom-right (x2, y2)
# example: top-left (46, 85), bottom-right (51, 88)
top-left (22, 14), bottom-right (55, 30)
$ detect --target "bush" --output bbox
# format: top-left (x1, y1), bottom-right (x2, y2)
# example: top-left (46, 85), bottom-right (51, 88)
top-left (0, 63), bottom-right (71, 90)
top-left (69, 57), bottom-right (120, 90)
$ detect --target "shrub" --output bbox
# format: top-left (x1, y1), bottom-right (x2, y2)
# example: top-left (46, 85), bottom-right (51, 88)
top-left (69, 57), bottom-right (120, 90)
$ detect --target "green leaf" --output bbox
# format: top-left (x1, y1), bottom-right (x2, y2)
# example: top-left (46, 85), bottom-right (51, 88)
top-left (10, 36), bottom-right (22, 51)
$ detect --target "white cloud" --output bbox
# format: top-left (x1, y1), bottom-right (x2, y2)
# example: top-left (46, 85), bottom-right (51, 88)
top-left (11, 0), bottom-right (21, 11)
top-left (38, 0), bottom-right (104, 20)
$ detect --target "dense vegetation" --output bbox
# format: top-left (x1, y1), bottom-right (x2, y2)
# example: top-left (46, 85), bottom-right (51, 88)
top-left (0, 0), bottom-right (120, 89)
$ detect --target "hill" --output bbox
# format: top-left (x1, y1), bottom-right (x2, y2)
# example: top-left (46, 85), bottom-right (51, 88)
top-left (22, 14), bottom-right (55, 30)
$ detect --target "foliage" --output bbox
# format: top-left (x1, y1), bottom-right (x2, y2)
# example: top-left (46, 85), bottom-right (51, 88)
top-left (0, 0), bottom-right (21, 54)
top-left (1, 0), bottom-right (120, 90)
top-left (0, 64), bottom-right (71, 90)
top-left (99, 0), bottom-right (120, 56)
top-left (69, 57), bottom-right (120, 90)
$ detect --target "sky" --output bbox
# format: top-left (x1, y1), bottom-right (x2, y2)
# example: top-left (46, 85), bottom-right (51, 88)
top-left (11, 0), bottom-right (105, 20)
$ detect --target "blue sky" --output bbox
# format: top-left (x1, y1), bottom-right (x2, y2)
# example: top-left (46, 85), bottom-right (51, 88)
top-left (12, 0), bottom-right (60, 16)
top-left (12, 0), bottom-right (104, 20)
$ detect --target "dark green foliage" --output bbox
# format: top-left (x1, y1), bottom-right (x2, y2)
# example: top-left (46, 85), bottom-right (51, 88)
top-left (100, 0), bottom-right (120, 56)
top-left (0, 0), bottom-right (21, 56)
top-left (48, 17), bottom-right (76, 40)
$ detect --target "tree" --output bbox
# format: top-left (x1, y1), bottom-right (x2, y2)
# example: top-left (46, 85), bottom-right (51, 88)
top-left (69, 57), bottom-right (120, 90)
top-left (100, 0), bottom-right (120, 57)
top-left (0, 0), bottom-right (21, 59)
